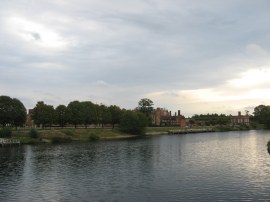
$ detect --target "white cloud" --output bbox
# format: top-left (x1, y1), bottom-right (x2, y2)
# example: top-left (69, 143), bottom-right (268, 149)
top-left (6, 17), bottom-right (75, 50)
top-left (228, 67), bottom-right (270, 89)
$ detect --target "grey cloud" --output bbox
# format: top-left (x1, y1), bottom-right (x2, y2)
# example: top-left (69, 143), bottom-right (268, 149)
top-left (1, 0), bottom-right (270, 114)
top-left (27, 31), bottom-right (41, 41)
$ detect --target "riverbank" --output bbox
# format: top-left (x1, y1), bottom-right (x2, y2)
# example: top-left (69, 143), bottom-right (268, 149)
top-left (6, 125), bottom-right (253, 144)
top-left (10, 128), bottom-right (138, 144)
top-left (146, 124), bottom-right (252, 134)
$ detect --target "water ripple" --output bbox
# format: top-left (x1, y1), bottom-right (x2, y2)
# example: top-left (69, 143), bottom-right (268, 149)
top-left (1, 131), bottom-right (270, 201)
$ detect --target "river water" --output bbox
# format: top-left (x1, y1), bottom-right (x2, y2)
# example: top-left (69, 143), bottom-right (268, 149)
top-left (1, 130), bottom-right (270, 202)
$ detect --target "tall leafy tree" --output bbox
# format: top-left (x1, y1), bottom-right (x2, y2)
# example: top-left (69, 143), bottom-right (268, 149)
top-left (253, 105), bottom-right (270, 128)
top-left (109, 105), bottom-right (122, 128)
top-left (55, 105), bottom-right (70, 128)
top-left (0, 95), bottom-right (27, 128)
top-left (81, 101), bottom-right (96, 128)
top-left (99, 104), bottom-right (111, 128)
top-left (137, 98), bottom-right (154, 125)
top-left (67, 101), bottom-right (84, 128)
top-left (32, 101), bottom-right (54, 128)
top-left (0, 96), bottom-right (14, 127)
top-left (12, 98), bottom-right (27, 128)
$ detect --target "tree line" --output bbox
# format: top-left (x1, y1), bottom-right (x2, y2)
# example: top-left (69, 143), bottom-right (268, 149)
top-left (32, 101), bottom-right (123, 129)
top-left (3, 94), bottom-right (270, 133)
top-left (0, 95), bottom-right (152, 135)
top-left (190, 113), bottom-right (231, 126)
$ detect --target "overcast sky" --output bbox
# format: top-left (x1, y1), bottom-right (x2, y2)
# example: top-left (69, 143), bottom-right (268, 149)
top-left (1, 0), bottom-right (270, 116)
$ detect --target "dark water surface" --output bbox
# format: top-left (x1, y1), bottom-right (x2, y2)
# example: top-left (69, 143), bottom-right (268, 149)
top-left (1, 130), bottom-right (270, 202)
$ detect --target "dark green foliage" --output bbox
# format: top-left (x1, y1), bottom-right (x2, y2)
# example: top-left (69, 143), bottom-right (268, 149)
top-left (137, 98), bottom-right (154, 125)
top-left (119, 110), bottom-right (148, 135)
top-left (267, 141), bottom-right (270, 154)
top-left (67, 101), bottom-right (84, 128)
top-left (29, 128), bottom-right (39, 139)
top-left (32, 101), bottom-right (54, 128)
top-left (12, 98), bottom-right (27, 128)
top-left (55, 105), bottom-right (70, 128)
top-left (98, 104), bottom-right (112, 127)
top-left (189, 119), bottom-right (195, 125)
top-left (81, 101), bottom-right (96, 128)
top-left (0, 127), bottom-right (12, 138)
top-left (253, 105), bottom-right (270, 129)
top-left (137, 98), bottom-right (154, 114)
top-left (88, 133), bottom-right (100, 141)
top-left (192, 113), bottom-right (231, 126)
top-left (0, 95), bottom-right (27, 127)
top-left (109, 105), bottom-right (122, 128)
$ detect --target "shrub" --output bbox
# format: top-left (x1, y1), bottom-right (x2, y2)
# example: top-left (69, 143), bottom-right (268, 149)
top-left (89, 133), bottom-right (100, 141)
top-left (29, 128), bottom-right (39, 138)
top-left (267, 141), bottom-right (270, 153)
top-left (119, 111), bottom-right (148, 135)
top-left (0, 127), bottom-right (12, 138)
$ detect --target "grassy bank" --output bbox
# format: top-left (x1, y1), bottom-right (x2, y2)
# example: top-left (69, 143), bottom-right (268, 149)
top-left (8, 124), bottom-right (254, 144)
top-left (146, 125), bottom-right (253, 134)
top-left (11, 128), bottom-right (138, 144)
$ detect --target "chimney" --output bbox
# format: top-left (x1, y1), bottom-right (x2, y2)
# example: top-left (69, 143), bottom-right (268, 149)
top-left (175, 112), bottom-right (177, 116)
top-left (169, 111), bottom-right (171, 117)
top-left (238, 111), bottom-right (241, 116)
top-left (178, 110), bottom-right (180, 116)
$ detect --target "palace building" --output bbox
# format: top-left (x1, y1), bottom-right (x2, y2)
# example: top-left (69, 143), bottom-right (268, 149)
top-left (152, 108), bottom-right (186, 128)
top-left (231, 111), bottom-right (250, 125)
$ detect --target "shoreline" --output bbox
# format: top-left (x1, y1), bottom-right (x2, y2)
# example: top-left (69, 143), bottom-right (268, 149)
top-left (2, 126), bottom-right (254, 145)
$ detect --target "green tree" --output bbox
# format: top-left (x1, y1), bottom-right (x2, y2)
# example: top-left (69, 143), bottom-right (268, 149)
top-left (32, 101), bottom-right (54, 128)
top-left (253, 105), bottom-right (270, 128)
top-left (12, 98), bottom-right (27, 128)
top-left (137, 98), bottom-right (154, 125)
top-left (93, 104), bottom-right (100, 126)
top-left (81, 101), bottom-right (96, 128)
top-left (67, 101), bottom-right (84, 128)
top-left (0, 95), bottom-right (15, 127)
top-left (109, 105), bottom-right (122, 128)
top-left (99, 104), bottom-right (111, 128)
top-left (119, 110), bottom-right (148, 135)
top-left (0, 95), bottom-right (27, 128)
top-left (191, 113), bottom-right (230, 126)
top-left (55, 105), bottom-right (70, 128)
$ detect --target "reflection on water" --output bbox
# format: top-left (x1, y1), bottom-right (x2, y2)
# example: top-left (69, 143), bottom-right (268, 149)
top-left (1, 130), bottom-right (270, 201)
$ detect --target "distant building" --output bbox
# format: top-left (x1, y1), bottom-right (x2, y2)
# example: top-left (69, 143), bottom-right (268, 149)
top-left (152, 108), bottom-right (186, 128)
top-left (231, 111), bottom-right (250, 125)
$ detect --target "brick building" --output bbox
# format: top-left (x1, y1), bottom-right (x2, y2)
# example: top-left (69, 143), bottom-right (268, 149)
top-left (231, 111), bottom-right (250, 125)
top-left (152, 108), bottom-right (186, 128)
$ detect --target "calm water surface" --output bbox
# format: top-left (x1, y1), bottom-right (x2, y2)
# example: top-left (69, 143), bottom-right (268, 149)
top-left (1, 130), bottom-right (270, 201)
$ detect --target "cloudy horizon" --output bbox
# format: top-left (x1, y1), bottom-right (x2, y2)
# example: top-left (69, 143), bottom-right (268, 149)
top-left (1, 0), bottom-right (270, 117)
